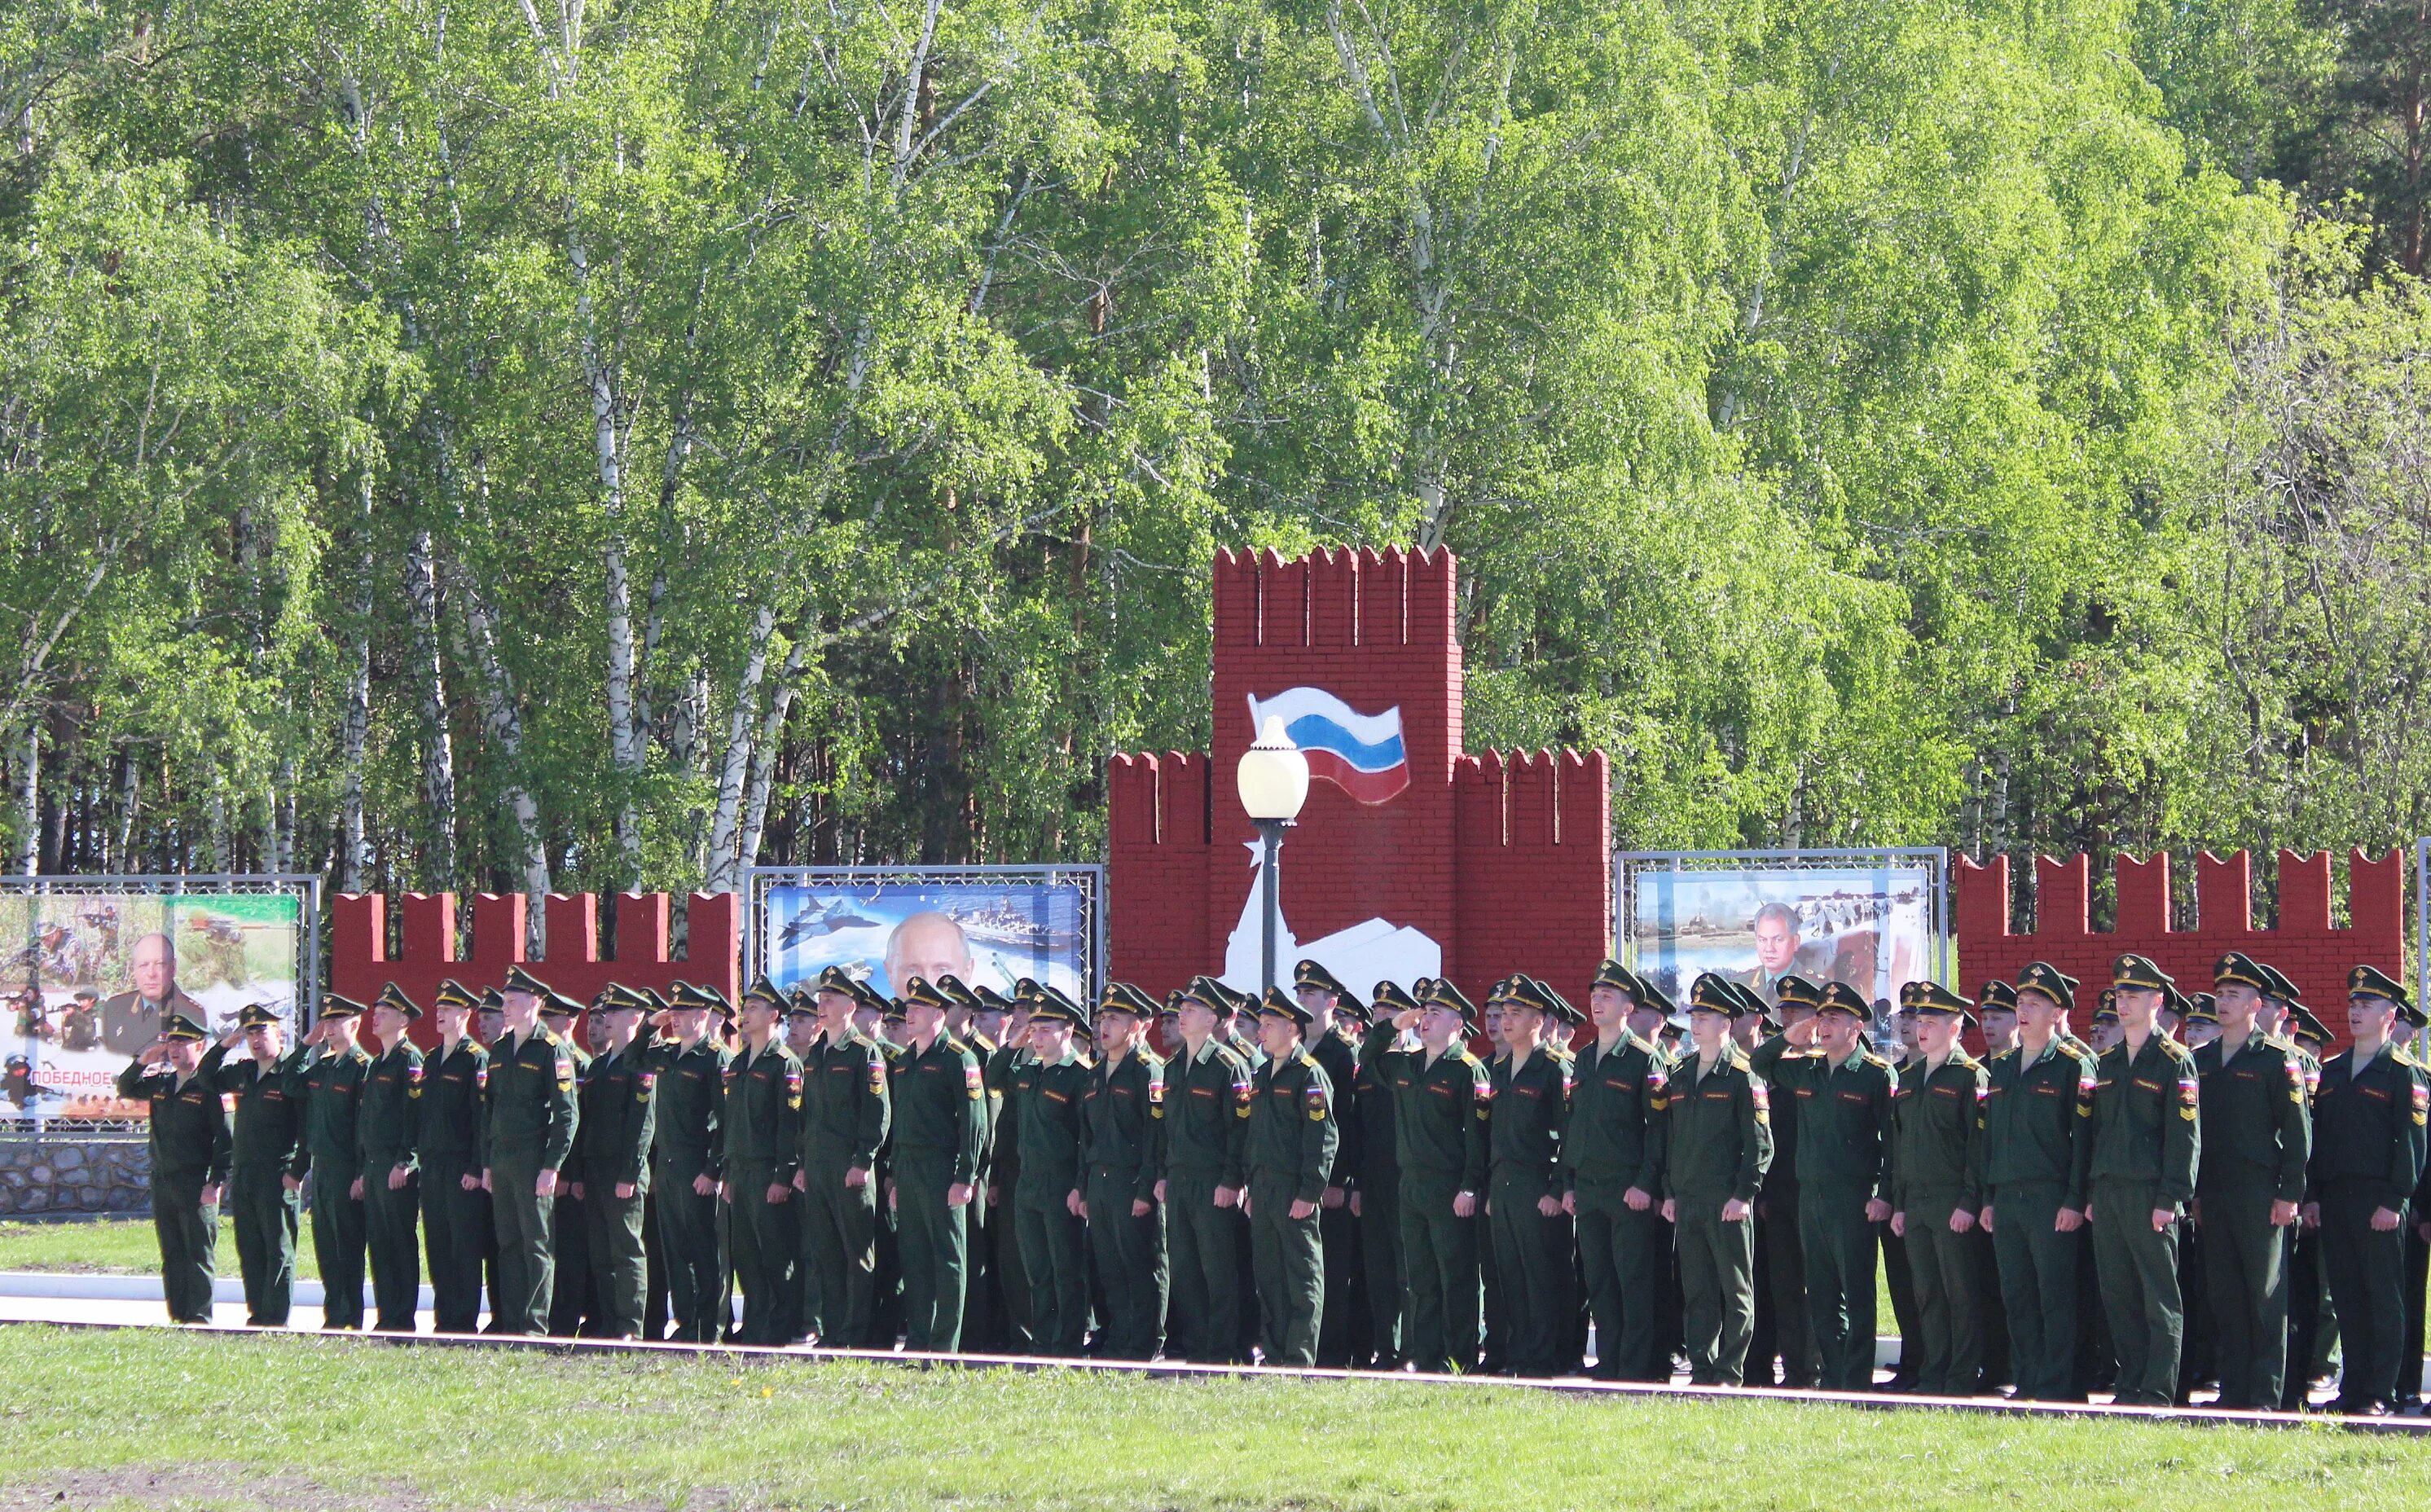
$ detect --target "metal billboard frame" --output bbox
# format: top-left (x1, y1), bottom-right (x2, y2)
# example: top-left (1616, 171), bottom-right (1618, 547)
top-left (1613, 846), bottom-right (1952, 990)
top-left (745, 864), bottom-right (1106, 1004)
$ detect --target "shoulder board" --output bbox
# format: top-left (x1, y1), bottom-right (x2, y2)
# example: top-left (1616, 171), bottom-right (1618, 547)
top-left (1950, 1049), bottom-right (1979, 1070)
top-left (537, 1027), bottom-right (560, 1047)
top-left (1295, 1051), bottom-right (1318, 1070)
top-left (1862, 1051), bottom-right (1891, 1070)
top-left (1725, 1048), bottom-right (1751, 1071)
top-left (1987, 1047), bottom-right (2016, 1066)
top-left (1457, 1051), bottom-right (1482, 1069)
top-left (2395, 1045), bottom-right (2421, 1069)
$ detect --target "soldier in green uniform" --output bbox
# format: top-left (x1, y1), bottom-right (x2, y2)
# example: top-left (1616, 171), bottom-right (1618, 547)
top-left (2306, 965), bottom-right (2429, 1414)
top-left (1887, 981), bottom-right (1986, 1396)
top-left (297, 994), bottom-right (373, 1330)
top-left (1664, 974), bottom-right (1773, 1387)
top-left (1245, 987), bottom-right (1339, 1366)
top-left (2191, 952), bottom-right (2311, 1409)
top-left (1732, 980), bottom-right (1812, 1391)
top-left (1009, 982), bottom-right (1093, 1354)
top-left (1291, 961), bottom-right (1364, 1368)
top-left (984, 987), bottom-right (1034, 1352)
top-left (481, 965), bottom-right (582, 1336)
top-left (1079, 981), bottom-right (1164, 1358)
top-left (2265, 974), bottom-right (2332, 1408)
top-left (417, 979), bottom-right (490, 1334)
top-left (936, 974), bottom-right (1005, 1352)
top-left (2086, 953), bottom-right (2202, 1406)
top-left (200, 1003), bottom-right (305, 1327)
top-left (1352, 980), bottom-right (1408, 1370)
top-left (1160, 975), bottom-right (1253, 1362)
top-left (576, 984), bottom-right (657, 1338)
top-left (1977, 961), bottom-right (2097, 1401)
top-left (117, 1015), bottom-right (231, 1322)
top-left (1751, 978), bottom-right (1894, 1391)
top-left (888, 975), bottom-right (987, 1352)
top-left (795, 966), bottom-right (890, 1347)
top-left (358, 983), bottom-right (426, 1332)
top-left (1565, 961), bottom-right (1673, 1382)
top-left (648, 982), bottom-right (729, 1343)
top-left (722, 978), bottom-right (802, 1344)
top-left (540, 991), bottom-right (595, 1337)
top-left (1480, 976), bottom-right (1572, 1377)
top-left (1365, 978), bottom-right (1489, 1374)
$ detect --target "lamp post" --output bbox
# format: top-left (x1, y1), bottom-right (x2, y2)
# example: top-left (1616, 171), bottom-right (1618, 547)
top-left (1236, 715), bottom-right (1310, 999)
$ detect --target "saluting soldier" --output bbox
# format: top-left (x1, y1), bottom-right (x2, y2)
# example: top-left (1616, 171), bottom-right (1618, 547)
top-left (648, 982), bottom-right (730, 1343)
top-left (796, 967), bottom-right (891, 1347)
top-left (1887, 982), bottom-right (1987, 1396)
top-left (1480, 976), bottom-right (1573, 1377)
top-left (1291, 961), bottom-right (1364, 1368)
top-left (1752, 978), bottom-right (1894, 1392)
top-left (1565, 961), bottom-right (1673, 1382)
top-left (416, 979), bottom-right (490, 1334)
top-left (577, 984), bottom-right (657, 1338)
top-left (886, 976), bottom-right (987, 1352)
top-left (298, 994), bottom-right (374, 1330)
top-left (723, 978), bottom-right (802, 1345)
top-left (1244, 987), bottom-right (1339, 1367)
top-left (2086, 953), bottom-right (2202, 1407)
top-left (200, 1003), bottom-right (306, 1327)
top-left (481, 966), bottom-right (582, 1336)
top-left (358, 984), bottom-right (427, 1333)
top-left (1010, 982), bottom-right (1093, 1355)
top-left (117, 1015), bottom-right (231, 1323)
top-left (1079, 982), bottom-right (1165, 1358)
top-left (1160, 975), bottom-right (1253, 1362)
top-left (1365, 978), bottom-right (1489, 1374)
top-left (2191, 952), bottom-right (2311, 1410)
top-left (1664, 974), bottom-right (1773, 1387)
top-left (1977, 962), bottom-right (2097, 1401)
top-left (2306, 965), bottom-right (2429, 1414)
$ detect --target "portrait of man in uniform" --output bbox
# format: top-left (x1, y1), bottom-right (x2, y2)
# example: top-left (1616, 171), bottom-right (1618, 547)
top-left (99, 933), bottom-right (205, 1055)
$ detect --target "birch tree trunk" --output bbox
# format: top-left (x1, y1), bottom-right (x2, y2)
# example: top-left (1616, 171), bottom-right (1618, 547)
top-left (13, 720), bottom-right (37, 875)
top-left (407, 527), bottom-right (458, 889)
top-left (444, 560), bottom-right (553, 912)
top-left (735, 638), bottom-right (807, 883)
top-left (701, 601), bottom-right (777, 891)
top-left (336, 479), bottom-right (375, 893)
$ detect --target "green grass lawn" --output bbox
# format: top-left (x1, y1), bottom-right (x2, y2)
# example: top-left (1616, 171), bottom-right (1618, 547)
top-left (0, 1217), bottom-right (323, 1280)
top-left (0, 1326), bottom-right (2417, 1510)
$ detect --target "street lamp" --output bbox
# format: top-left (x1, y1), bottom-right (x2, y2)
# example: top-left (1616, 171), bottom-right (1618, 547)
top-left (1236, 714), bottom-right (1310, 998)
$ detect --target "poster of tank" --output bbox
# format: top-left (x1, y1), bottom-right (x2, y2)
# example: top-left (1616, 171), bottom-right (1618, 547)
top-left (1623, 855), bottom-right (1942, 1016)
top-left (754, 871), bottom-right (1097, 1004)
top-left (1, 885), bottom-right (309, 1122)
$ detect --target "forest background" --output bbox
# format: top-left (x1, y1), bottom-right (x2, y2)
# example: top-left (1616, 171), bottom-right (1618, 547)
top-left (4, 0), bottom-right (2429, 934)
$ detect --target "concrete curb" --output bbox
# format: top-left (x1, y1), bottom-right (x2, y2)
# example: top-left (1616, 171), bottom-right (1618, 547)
top-left (0, 1270), bottom-right (433, 1310)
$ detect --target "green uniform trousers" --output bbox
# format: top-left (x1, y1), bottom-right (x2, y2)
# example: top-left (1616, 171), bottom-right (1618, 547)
top-left (1084, 1163), bottom-right (1164, 1359)
top-left (421, 1156), bottom-right (486, 1333)
top-left (363, 1167), bottom-right (421, 1332)
top-left (1902, 1192), bottom-right (1982, 1394)
top-left (1487, 1167), bottom-right (1566, 1375)
top-left (1797, 1182), bottom-right (1881, 1391)
top-left (652, 1159), bottom-right (725, 1343)
top-left (725, 1159), bottom-right (798, 1344)
top-left (1988, 1180), bottom-right (2083, 1401)
top-left (2090, 1176), bottom-right (2183, 1405)
top-left (309, 1158), bottom-right (367, 1330)
top-left (1398, 1176), bottom-right (1479, 1374)
top-left (2200, 1185), bottom-right (2290, 1409)
top-left (1576, 1178), bottom-right (1666, 1381)
top-left (1673, 1195), bottom-right (1755, 1387)
top-left (486, 1151), bottom-right (556, 1336)
top-left (2321, 1180), bottom-right (2408, 1408)
top-left (1166, 1169), bottom-right (1245, 1362)
top-left (1359, 1176), bottom-right (1404, 1368)
top-left (150, 1171), bottom-right (219, 1323)
top-left (895, 1152), bottom-right (969, 1352)
top-left (547, 1189), bottom-right (591, 1336)
top-left (800, 1159), bottom-right (880, 1347)
top-left (990, 1180), bottom-right (1031, 1352)
top-left (1248, 1171), bottom-right (1324, 1365)
top-left (584, 1185), bottom-right (647, 1337)
top-left (1015, 1180), bottom-right (1089, 1355)
top-left (227, 1163), bottom-right (297, 1327)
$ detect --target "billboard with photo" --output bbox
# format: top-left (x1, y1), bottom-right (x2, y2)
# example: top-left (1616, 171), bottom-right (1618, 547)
top-left (750, 867), bottom-right (1101, 1004)
top-left (0, 878), bottom-right (315, 1123)
top-left (1620, 850), bottom-right (1945, 1014)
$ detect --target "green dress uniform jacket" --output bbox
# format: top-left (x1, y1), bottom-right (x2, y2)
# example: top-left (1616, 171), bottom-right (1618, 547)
top-left (116, 1059), bottom-right (232, 1323)
top-left (2086, 1032), bottom-right (2201, 1405)
top-left (1310, 1028), bottom-right (1362, 1367)
top-left (1245, 1046), bottom-right (1339, 1366)
top-left (2307, 1039), bottom-right (2429, 1409)
top-left (722, 1041), bottom-right (803, 1343)
top-left (415, 1037), bottom-right (490, 1334)
top-left (1563, 1031), bottom-right (1672, 1381)
top-left (200, 1043), bottom-right (306, 1327)
top-left (1082, 1045), bottom-right (1167, 1359)
top-left (1664, 1047), bottom-right (1774, 1386)
top-left (1361, 1022), bottom-right (1490, 1374)
top-left (1752, 1035), bottom-right (1894, 1391)
top-left (481, 1027), bottom-right (580, 1335)
top-left (1487, 1046), bottom-right (1571, 1375)
top-left (1976, 1034), bottom-right (2098, 1400)
top-left (1352, 1035), bottom-right (1405, 1368)
top-left (798, 1028), bottom-right (890, 1347)
top-left (358, 1041), bottom-right (425, 1331)
top-left (576, 1042), bottom-right (657, 1338)
top-left (1011, 1051), bottom-right (1092, 1354)
top-left (1163, 1038), bottom-right (1253, 1362)
top-left (298, 1043), bottom-right (375, 1329)
top-left (2192, 1028), bottom-right (2311, 1408)
top-left (1888, 1049), bottom-right (1987, 1395)
top-left (646, 1035), bottom-right (728, 1343)
top-left (890, 1034), bottom-right (986, 1352)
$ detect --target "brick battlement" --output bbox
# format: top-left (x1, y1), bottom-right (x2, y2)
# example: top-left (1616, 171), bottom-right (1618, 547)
top-left (1955, 850), bottom-right (2402, 1048)
top-left (330, 891), bottom-right (740, 1047)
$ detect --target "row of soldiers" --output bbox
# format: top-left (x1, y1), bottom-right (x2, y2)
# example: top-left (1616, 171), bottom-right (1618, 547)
top-left (116, 950), bottom-right (2429, 1412)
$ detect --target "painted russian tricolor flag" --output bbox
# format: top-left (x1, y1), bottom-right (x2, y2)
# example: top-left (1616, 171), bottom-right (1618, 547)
top-left (1246, 688), bottom-right (1410, 805)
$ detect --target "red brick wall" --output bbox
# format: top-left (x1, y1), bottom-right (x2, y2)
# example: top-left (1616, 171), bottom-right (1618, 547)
top-left (1954, 849), bottom-right (2403, 1052)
